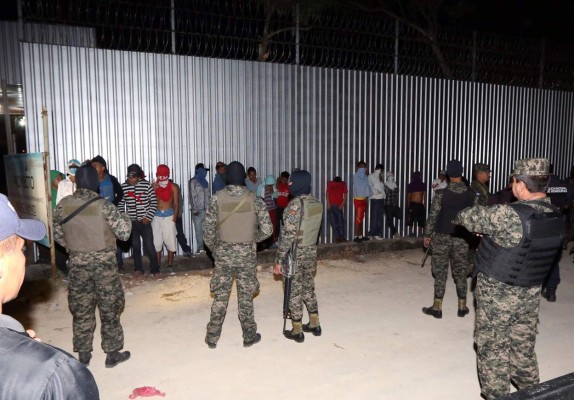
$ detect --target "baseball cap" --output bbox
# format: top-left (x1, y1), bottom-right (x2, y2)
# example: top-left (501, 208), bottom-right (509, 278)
top-left (127, 164), bottom-right (143, 178)
top-left (512, 158), bottom-right (549, 176)
top-left (438, 170), bottom-right (447, 176)
top-left (0, 194), bottom-right (46, 242)
top-left (195, 163), bottom-right (210, 171)
top-left (156, 164), bottom-right (170, 176)
top-left (473, 163), bottom-right (491, 173)
top-left (446, 160), bottom-right (464, 178)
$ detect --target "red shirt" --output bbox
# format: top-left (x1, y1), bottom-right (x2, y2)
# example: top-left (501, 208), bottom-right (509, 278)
top-left (327, 181), bottom-right (348, 207)
top-left (276, 182), bottom-right (290, 208)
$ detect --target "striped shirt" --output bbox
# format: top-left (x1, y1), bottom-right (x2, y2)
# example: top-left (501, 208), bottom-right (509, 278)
top-left (118, 180), bottom-right (157, 222)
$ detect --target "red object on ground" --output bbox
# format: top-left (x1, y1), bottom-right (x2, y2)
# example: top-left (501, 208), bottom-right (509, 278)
top-left (129, 386), bottom-right (166, 398)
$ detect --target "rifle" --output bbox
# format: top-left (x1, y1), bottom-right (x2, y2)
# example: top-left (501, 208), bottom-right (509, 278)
top-left (282, 246), bottom-right (296, 333)
top-left (421, 233), bottom-right (433, 268)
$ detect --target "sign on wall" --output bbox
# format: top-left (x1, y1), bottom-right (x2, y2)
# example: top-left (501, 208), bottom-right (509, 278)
top-left (3, 152), bottom-right (50, 247)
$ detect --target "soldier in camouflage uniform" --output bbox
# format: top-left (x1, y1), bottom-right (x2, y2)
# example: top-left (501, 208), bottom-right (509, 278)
top-left (273, 170), bottom-right (323, 342)
top-left (422, 160), bottom-right (476, 319)
top-left (455, 158), bottom-right (564, 399)
top-left (204, 161), bottom-right (272, 349)
top-left (53, 165), bottom-right (132, 368)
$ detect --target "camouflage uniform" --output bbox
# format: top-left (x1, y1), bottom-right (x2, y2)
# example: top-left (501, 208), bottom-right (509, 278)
top-left (53, 188), bottom-right (132, 354)
top-left (204, 185), bottom-right (272, 345)
top-left (275, 195), bottom-right (322, 322)
top-left (457, 195), bottom-right (555, 399)
top-left (424, 182), bottom-right (476, 300)
top-left (470, 180), bottom-right (490, 206)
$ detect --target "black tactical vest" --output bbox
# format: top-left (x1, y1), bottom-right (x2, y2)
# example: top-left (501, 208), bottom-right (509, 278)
top-left (435, 188), bottom-right (476, 236)
top-left (476, 202), bottom-right (564, 287)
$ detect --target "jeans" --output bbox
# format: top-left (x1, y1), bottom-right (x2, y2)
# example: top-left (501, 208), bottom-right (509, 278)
top-left (192, 210), bottom-right (206, 251)
top-left (130, 220), bottom-right (159, 274)
top-left (368, 199), bottom-right (385, 237)
top-left (383, 205), bottom-right (398, 235)
top-left (175, 216), bottom-right (192, 253)
top-left (328, 206), bottom-right (346, 240)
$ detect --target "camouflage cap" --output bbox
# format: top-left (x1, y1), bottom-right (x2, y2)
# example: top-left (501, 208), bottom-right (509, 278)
top-left (473, 163), bottom-right (491, 173)
top-left (512, 158), bottom-right (549, 176)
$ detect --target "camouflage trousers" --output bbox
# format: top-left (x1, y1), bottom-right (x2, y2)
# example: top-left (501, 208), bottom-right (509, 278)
top-left (206, 261), bottom-right (260, 344)
top-left (475, 273), bottom-right (541, 399)
top-left (286, 246), bottom-right (319, 321)
top-left (430, 233), bottom-right (468, 299)
top-left (68, 257), bottom-right (125, 353)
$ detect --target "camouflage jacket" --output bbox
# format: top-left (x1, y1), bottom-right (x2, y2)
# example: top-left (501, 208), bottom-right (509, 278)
top-left (470, 180), bottom-right (490, 206)
top-left (274, 194), bottom-right (320, 264)
top-left (424, 181), bottom-right (476, 237)
top-left (53, 189), bottom-right (132, 261)
top-left (203, 185), bottom-right (273, 253)
top-left (455, 197), bottom-right (553, 248)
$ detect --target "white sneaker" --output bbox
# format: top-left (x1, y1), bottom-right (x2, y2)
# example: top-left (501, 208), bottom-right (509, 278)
top-left (197, 249), bottom-right (206, 254)
top-left (374, 236), bottom-right (384, 240)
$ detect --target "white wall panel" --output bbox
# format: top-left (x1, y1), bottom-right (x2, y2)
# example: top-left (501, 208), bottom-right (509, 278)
top-left (22, 42), bottom-right (574, 246)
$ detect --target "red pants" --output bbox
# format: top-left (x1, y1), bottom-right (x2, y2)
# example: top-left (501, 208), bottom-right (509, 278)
top-left (354, 198), bottom-right (367, 225)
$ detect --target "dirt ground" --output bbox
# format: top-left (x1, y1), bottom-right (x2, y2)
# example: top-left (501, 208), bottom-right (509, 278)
top-left (8, 247), bottom-right (574, 400)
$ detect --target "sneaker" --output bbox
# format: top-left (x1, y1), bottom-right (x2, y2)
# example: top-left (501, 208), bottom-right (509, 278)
top-left (105, 351), bottom-right (131, 368)
top-left (373, 236), bottom-right (384, 240)
top-left (166, 266), bottom-right (175, 275)
top-left (197, 249), bottom-right (206, 254)
top-left (302, 323), bottom-right (322, 336)
top-left (361, 236), bottom-right (370, 241)
top-left (205, 338), bottom-right (217, 349)
top-left (283, 330), bottom-right (305, 343)
top-left (78, 352), bottom-right (92, 366)
top-left (183, 251), bottom-right (193, 258)
top-left (353, 236), bottom-right (362, 243)
top-left (243, 333), bottom-right (262, 348)
top-left (151, 272), bottom-right (161, 279)
top-left (133, 270), bottom-right (144, 278)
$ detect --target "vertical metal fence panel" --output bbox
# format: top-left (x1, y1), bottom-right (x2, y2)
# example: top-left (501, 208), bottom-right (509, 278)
top-left (21, 42), bottom-right (574, 246)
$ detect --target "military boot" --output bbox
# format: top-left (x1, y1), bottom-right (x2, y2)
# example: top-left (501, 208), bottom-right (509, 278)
top-left (284, 320), bottom-right (305, 343)
top-left (243, 333), bottom-right (262, 348)
top-left (422, 298), bottom-right (443, 319)
top-left (78, 352), bottom-right (92, 366)
top-left (105, 350), bottom-right (131, 368)
top-left (302, 313), bottom-right (322, 336)
top-left (457, 297), bottom-right (470, 317)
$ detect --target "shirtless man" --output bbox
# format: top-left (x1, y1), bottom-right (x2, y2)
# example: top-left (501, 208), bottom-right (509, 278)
top-left (151, 164), bottom-right (180, 274)
top-left (407, 171), bottom-right (427, 237)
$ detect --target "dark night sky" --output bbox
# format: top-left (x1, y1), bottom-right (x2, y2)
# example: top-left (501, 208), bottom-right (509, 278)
top-left (0, 0), bottom-right (573, 44)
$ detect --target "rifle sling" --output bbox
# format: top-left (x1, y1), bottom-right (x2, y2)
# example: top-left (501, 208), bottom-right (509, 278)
top-left (60, 197), bottom-right (102, 225)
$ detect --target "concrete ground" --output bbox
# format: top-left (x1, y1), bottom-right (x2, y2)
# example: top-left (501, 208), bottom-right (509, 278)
top-left (6, 241), bottom-right (574, 400)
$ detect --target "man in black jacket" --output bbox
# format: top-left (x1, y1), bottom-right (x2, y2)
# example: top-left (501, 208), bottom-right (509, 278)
top-left (0, 194), bottom-right (99, 399)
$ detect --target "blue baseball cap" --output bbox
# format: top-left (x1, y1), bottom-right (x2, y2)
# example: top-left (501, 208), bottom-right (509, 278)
top-left (0, 194), bottom-right (46, 242)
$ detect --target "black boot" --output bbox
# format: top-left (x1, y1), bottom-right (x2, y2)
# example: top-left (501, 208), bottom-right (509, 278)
top-left (302, 313), bottom-right (322, 336)
top-left (284, 321), bottom-right (305, 343)
top-left (422, 298), bottom-right (443, 319)
top-left (78, 352), bottom-right (92, 366)
top-left (243, 333), bottom-right (262, 348)
top-left (457, 298), bottom-right (470, 317)
top-left (105, 350), bottom-right (131, 368)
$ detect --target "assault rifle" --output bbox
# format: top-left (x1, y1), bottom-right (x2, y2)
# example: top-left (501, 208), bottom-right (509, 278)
top-left (282, 246), bottom-right (296, 333)
top-left (421, 233), bottom-right (433, 268)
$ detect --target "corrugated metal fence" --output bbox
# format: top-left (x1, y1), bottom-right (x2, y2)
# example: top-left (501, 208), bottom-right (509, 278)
top-left (22, 42), bottom-right (574, 248)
